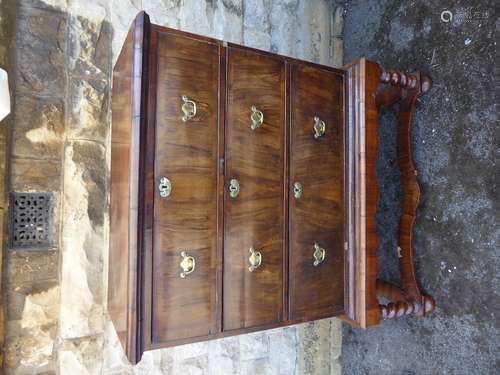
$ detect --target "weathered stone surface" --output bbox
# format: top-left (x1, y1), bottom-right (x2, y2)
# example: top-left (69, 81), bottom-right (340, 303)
top-left (268, 326), bottom-right (298, 374)
top-left (19, 0), bottom-right (68, 10)
top-left (207, 336), bottom-right (239, 374)
top-left (142, 0), bottom-right (182, 29)
top-left (239, 331), bottom-right (269, 361)
top-left (297, 319), bottom-right (337, 375)
top-left (4, 321), bottom-right (57, 374)
top-left (108, 0), bottom-right (141, 65)
top-left (60, 141), bottom-right (106, 339)
top-left (69, 78), bottom-right (109, 143)
top-left (102, 320), bottom-right (132, 374)
top-left (4, 283), bottom-right (59, 375)
top-left (5, 280), bottom-right (58, 322)
top-left (212, 0), bottom-right (243, 42)
top-left (10, 158), bottom-right (62, 191)
top-left (11, 96), bottom-right (65, 160)
top-left (243, 0), bottom-right (272, 50)
top-left (307, 0), bottom-right (332, 65)
top-left (5, 251), bottom-right (58, 287)
top-left (178, 0), bottom-right (214, 36)
top-left (16, 6), bottom-right (67, 96)
top-left (68, 3), bottom-right (111, 78)
top-left (59, 336), bottom-right (104, 375)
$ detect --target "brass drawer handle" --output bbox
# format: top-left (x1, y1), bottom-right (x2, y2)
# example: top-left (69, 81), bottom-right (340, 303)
top-left (159, 176), bottom-right (172, 198)
top-left (293, 182), bottom-right (302, 199)
top-left (180, 251), bottom-right (195, 278)
top-left (181, 95), bottom-right (197, 122)
top-left (250, 105), bottom-right (264, 130)
top-left (229, 178), bottom-right (240, 198)
top-left (313, 116), bottom-right (326, 138)
top-left (313, 243), bottom-right (326, 266)
top-left (248, 247), bottom-right (262, 272)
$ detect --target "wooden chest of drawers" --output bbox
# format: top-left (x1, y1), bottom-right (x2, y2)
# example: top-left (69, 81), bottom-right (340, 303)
top-left (109, 12), bottom-right (435, 363)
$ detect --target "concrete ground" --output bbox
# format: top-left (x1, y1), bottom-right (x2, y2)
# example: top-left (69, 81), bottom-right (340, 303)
top-left (341, 0), bottom-right (499, 374)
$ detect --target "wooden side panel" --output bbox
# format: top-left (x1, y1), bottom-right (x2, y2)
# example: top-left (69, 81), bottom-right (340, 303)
top-left (151, 31), bottom-right (220, 343)
top-left (223, 47), bottom-right (286, 331)
top-left (343, 58), bottom-right (381, 328)
top-left (288, 64), bottom-right (345, 320)
top-left (109, 12), bottom-right (149, 364)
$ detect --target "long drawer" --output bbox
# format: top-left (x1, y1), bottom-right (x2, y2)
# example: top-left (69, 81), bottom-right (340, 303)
top-left (223, 46), bottom-right (286, 331)
top-left (151, 31), bottom-right (220, 344)
top-left (288, 64), bottom-right (345, 321)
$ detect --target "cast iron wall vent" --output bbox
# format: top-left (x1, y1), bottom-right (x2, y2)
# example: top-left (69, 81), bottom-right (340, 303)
top-left (9, 192), bottom-right (54, 250)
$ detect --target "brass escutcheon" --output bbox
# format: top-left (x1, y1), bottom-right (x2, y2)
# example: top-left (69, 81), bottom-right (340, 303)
top-left (313, 243), bottom-right (326, 266)
top-left (248, 247), bottom-right (262, 272)
top-left (180, 251), bottom-right (195, 278)
top-left (229, 178), bottom-right (240, 198)
top-left (293, 182), bottom-right (303, 199)
top-left (250, 105), bottom-right (264, 130)
top-left (159, 176), bottom-right (172, 198)
top-left (313, 116), bottom-right (326, 138)
top-left (181, 95), bottom-right (197, 122)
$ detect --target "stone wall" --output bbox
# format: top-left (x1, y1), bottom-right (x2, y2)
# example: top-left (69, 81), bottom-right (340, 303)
top-left (2, 1), bottom-right (344, 374)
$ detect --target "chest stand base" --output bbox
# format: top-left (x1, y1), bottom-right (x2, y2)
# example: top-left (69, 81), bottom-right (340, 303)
top-left (375, 69), bottom-right (436, 320)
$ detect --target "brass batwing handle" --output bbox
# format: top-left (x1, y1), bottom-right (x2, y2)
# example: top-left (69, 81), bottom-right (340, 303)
top-left (181, 95), bottom-right (197, 122)
top-left (229, 178), bottom-right (240, 198)
top-left (293, 182), bottom-right (303, 199)
top-left (313, 243), bottom-right (326, 266)
top-left (248, 247), bottom-right (262, 272)
top-left (250, 105), bottom-right (264, 130)
top-left (159, 176), bottom-right (172, 198)
top-left (180, 251), bottom-right (195, 278)
top-left (313, 116), bottom-right (326, 138)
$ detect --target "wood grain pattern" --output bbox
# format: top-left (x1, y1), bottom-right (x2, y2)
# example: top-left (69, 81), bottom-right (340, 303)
top-left (108, 12), bottom-right (150, 364)
top-left (110, 12), bottom-right (436, 362)
top-left (151, 31), bottom-right (220, 343)
top-left (341, 58), bottom-right (382, 328)
top-left (288, 64), bottom-right (345, 320)
top-left (223, 47), bottom-right (286, 331)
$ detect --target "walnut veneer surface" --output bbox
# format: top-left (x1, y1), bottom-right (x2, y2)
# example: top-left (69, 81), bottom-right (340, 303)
top-left (109, 12), bottom-right (435, 364)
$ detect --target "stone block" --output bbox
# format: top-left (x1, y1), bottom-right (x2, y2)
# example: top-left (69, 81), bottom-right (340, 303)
top-left (10, 158), bottom-right (62, 191)
top-left (16, 6), bottom-right (67, 96)
top-left (69, 78), bottom-right (109, 143)
top-left (5, 251), bottom-right (59, 287)
top-left (11, 95), bottom-right (65, 160)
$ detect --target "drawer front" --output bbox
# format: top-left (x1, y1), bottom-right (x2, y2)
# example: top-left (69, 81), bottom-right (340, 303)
top-left (223, 47), bottom-right (286, 331)
top-left (152, 32), bottom-right (220, 343)
top-left (289, 64), bottom-right (345, 320)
